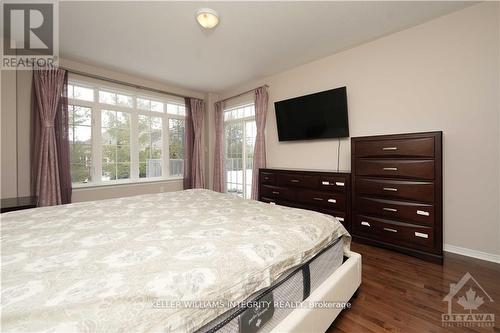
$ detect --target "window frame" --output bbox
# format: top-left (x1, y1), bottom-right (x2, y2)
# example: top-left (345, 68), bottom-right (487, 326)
top-left (67, 75), bottom-right (186, 188)
top-left (223, 102), bottom-right (256, 199)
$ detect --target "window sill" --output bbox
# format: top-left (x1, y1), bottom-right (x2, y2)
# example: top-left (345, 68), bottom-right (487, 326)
top-left (72, 177), bottom-right (183, 190)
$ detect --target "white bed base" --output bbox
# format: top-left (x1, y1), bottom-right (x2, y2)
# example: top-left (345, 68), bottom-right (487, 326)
top-left (270, 250), bottom-right (362, 333)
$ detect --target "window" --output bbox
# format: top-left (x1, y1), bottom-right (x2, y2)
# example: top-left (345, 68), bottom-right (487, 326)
top-left (68, 77), bottom-right (186, 186)
top-left (138, 115), bottom-right (162, 178)
top-left (68, 83), bottom-right (94, 102)
top-left (224, 103), bottom-right (256, 199)
top-left (169, 118), bottom-right (185, 177)
top-left (69, 105), bottom-right (92, 183)
top-left (101, 110), bottom-right (131, 181)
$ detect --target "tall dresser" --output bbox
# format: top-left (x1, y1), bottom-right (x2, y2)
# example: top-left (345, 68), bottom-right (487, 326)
top-left (259, 168), bottom-right (351, 231)
top-left (351, 132), bottom-right (443, 263)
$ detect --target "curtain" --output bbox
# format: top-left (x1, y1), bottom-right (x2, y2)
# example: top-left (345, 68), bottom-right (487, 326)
top-left (31, 67), bottom-right (72, 206)
top-left (213, 101), bottom-right (225, 193)
top-left (184, 98), bottom-right (205, 189)
top-left (183, 97), bottom-right (194, 189)
top-left (251, 86), bottom-right (269, 199)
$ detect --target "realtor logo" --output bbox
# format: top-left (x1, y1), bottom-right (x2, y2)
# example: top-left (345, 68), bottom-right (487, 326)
top-left (2, 1), bottom-right (58, 69)
top-left (442, 272), bottom-right (495, 328)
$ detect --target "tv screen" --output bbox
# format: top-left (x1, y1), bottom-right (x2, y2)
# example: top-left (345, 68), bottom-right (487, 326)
top-left (274, 87), bottom-right (349, 141)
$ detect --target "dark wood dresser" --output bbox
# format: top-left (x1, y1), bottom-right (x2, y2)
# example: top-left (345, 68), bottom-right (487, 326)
top-left (258, 168), bottom-right (351, 230)
top-left (351, 131), bottom-right (443, 263)
top-left (1, 196), bottom-right (37, 213)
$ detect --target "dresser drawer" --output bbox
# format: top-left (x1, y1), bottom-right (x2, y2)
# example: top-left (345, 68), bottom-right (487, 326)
top-left (356, 178), bottom-right (434, 203)
top-left (354, 137), bottom-right (435, 158)
top-left (260, 172), bottom-right (277, 185)
top-left (317, 175), bottom-right (347, 193)
top-left (278, 173), bottom-right (316, 189)
top-left (297, 190), bottom-right (345, 210)
top-left (353, 215), bottom-right (434, 250)
top-left (260, 185), bottom-right (295, 201)
top-left (356, 159), bottom-right (435, 180)
top-left (356, 196), bottom-right (434, 225)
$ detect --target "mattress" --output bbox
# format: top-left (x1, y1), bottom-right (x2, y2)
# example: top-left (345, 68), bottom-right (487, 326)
top-left (195, 236), bottom-right (344, 333)
top-left (1, 189), bottom-right (350, 333)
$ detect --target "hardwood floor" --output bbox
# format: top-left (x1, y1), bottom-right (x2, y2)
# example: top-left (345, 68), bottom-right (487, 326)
top-left (328, 242), bottom-right (500, 333)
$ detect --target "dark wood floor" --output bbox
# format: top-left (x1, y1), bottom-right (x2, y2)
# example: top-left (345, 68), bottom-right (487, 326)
top-left (328, 242), bottom-right (500, 333)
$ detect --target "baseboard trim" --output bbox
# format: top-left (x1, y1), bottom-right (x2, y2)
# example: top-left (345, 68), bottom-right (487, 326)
top-left (444, 244), bottom-right (500, 264)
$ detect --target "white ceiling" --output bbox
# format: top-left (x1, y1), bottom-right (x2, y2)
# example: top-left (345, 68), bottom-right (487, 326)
top-left (60, 1), bottom-right (474, 93)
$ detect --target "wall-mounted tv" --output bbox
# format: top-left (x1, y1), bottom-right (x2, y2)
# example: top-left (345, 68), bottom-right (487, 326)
top-left (274, 86), bottom-right (349, 141)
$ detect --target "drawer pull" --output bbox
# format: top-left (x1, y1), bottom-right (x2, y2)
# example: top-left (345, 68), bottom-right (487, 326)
top-left (327, 199), bottom-right (337, 203)
top-left (272, 191), bottom-right (280, 195)
top-left (313, 197), bottom-right (323, 201)
top-left (264, 177), bottom-right (270, 180)
top-left (382, 147), bottom-right (398, 151)
top-left (290, 179), bottom-right (300, 183)
top-left (383, 227), bottom-right (398, 233)
top-left (336, 217), bottom-right (345, 222)
top-left (416, 210), bottom-right (430, 216)
top-left (383, 167), bottom-right (398, 171)
top-left (383, 207), bottom-right (398, 212)
top-left (335, 182), bottom-right (345, 186)
top-left (321, 181), bottom-right (330, 185)
top-left (415, 232), bottom-right (428, 239)
top-left (361, 221), bottom-right (371, 227)
top-left (383, 187), bottom-right (398, 192)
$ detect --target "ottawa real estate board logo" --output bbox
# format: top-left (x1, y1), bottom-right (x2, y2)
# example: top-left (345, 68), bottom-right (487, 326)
top-left (2, 1), bottom-right (58, 69)
top-left (442, 272), bottom-right (495, 328)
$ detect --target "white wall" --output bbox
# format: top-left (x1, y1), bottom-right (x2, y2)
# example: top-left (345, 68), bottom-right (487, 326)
top-left (0, 58), bottom-right (207, 202)
top-left (219, 3), bottom-right (500, 257)
top-left (1, 70), bottom-right (18, 198)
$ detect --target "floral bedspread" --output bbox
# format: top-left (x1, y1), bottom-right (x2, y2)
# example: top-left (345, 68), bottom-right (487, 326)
top-left (1, 189), bottom-right (349, 333)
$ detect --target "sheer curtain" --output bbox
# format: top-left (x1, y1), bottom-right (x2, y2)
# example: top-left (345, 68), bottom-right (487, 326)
top-left (183, 97), bottom-right (205, 189)
top-left (251, 87), bottom-right (269, 199)
top-left (213, 101), bottom-right (225, 192)
top-left (31, 67), bottom-right (72, 206)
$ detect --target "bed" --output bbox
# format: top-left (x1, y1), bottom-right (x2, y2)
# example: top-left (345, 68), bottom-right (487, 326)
top-left (1, 189), bottom-right (361, 333)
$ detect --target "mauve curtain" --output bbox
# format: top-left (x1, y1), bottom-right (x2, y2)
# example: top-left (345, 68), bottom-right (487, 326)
top-left (183, 98), bottom-right (194, 189)
top-left (251, 87), bottom-right (269, 199)
top-left (31, 67), bottom-right (72, 206)
top-left (213, 101), bottom-right (225, 193)
top-left (184, 98), bottom-right (205, 189)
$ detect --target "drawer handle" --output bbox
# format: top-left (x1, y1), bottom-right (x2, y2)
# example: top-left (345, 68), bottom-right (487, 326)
top-left (383, 187), bottom-right (398, 192)
top-left (327, 199), bottom-right (337, 203)
top-left (335, 182), bottom-right (345, 186)
top-left (383, 227), bottom-right (398, 233)
top-left (383, 167), bottom-right (398, 171)
top-left (290, 179), bottom-right (300, 183)
top-left (415, 232), bottom-right (428, 239)
top-left (313, 197), bottom-right (323, 201)
top-left (383, 207), bottom-right (398, 212)
top-left (272, 191), bottom-right (280, 195)
top-left (264, 177), bottom-right (270, 180)
top-left (416, 210), bottom-right (430, 216)
top-left (382, 147), bottom-right (398, 151)
top-left (321, 181), bottom-right (330, 185)
top-left (361, 221), bottom-right (371, 227)
top-left (336, 217), bottom-right (345, 222)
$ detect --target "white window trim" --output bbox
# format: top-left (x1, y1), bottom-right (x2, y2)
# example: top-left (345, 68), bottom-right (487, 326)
top-left (68, 76), bottom-right (186, 187)
top-left (223, 103), bottom-right (256, 199)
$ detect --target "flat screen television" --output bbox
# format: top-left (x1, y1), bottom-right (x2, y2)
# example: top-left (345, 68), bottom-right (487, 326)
top-left (274, 87), bottom-right (349, 141)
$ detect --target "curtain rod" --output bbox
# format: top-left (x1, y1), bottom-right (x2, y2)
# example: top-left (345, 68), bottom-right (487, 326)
top-left (217, 84), bottom-right (269, 104)
top-left (59, 67), bottom-right (194, 100)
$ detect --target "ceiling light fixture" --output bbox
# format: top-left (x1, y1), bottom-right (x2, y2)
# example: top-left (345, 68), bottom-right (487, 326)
top-left (196, 8), bottom-right (219, 29)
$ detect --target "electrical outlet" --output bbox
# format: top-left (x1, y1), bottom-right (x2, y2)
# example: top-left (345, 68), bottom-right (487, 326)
top-left (160, 186), bottom-right (165, 192)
